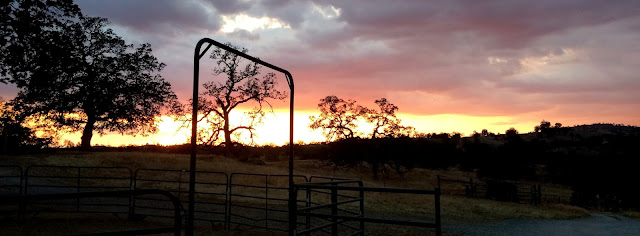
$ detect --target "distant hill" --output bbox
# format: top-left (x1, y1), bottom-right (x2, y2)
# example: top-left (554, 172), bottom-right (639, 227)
top-left (569, 123), bottom-right (640, 137)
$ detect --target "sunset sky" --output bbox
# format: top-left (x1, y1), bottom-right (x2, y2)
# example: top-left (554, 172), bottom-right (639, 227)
top-left (2, 0), bottom-right (640, 146)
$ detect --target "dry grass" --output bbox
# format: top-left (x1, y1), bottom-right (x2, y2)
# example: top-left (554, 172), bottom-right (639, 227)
top-left (0, 151), bottom-right (594, 235)
top-left (620, 211), bottom-right (640, 220)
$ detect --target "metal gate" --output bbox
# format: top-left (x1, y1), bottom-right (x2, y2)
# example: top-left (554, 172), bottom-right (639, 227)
top-left (133, 169), bottom-right (228, 227)
top-left (24, 165), bottom-right (132, 214)
top-left (0, 165), bottom-right (23, 217)
top-left (228, 173), bottom-right (308, 232)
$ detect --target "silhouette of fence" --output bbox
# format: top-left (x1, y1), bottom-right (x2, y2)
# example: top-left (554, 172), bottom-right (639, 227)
top-left (0, 165), bottom-right (23, 217)
top-left (0, 189), bottom-right (183, 236)
top-left (437, 175), bottom-right (487, 198)
top-left (437, 175), bottom-right (546, 205)
top-left (293, 182), bottom-right (441, 236)
top-left (228, 173), bottom-right (309, 232)
top-left (24, 165), bottom-right (133, 214)
top-left (1, 165), bottom-right (444, 235)
top-left (132, 169), bottom-right (228, 226)
top-left (305, 177), bottom-right (364, 235)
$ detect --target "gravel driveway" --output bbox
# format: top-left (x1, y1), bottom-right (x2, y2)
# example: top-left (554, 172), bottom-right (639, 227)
top-left (445, 214), bottom-right (640, 236)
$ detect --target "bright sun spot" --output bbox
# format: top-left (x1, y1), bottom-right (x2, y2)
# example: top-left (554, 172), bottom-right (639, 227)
top-left (312, 4), bottom-right (341, 18)
top-left (220, 14), bottom-right (290, 33)
top-left (518, 48), bottom-right (579, 72)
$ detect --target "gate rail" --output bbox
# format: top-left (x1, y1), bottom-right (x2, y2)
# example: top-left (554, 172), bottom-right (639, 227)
top-left (0, 165), bottom-right (442, 235)
top-left (293, 183), bottom-right (441, 236)
top-left (0, 165), bottom-right (23, 195)
top-left (228, 173), bottom-right (308, 232)
top-left (132, 169), bottom-right (228, 226)
top-left (24, 165), bottom-right (133, 214)
top-left (0, 189), bottom-right (182, 236)
top-left (0, 165), bottom-right (24, 217)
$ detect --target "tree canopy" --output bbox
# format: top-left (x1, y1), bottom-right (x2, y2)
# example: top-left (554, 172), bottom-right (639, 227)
top-left (309, 96), bottom-right (414, 141)
top-left (2, 0), bottom-right (176, 148)
top-left (309, 95), bottom-right (366, 141)
top-left (366, 98), bottom-right (414, 138)
top-left (175, 43), bottom-right (287, 150)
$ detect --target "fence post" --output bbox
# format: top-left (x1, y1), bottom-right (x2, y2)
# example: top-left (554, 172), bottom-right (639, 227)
top-left (128, 170), bottom-right (137, 220)
top-left (227, 174), bottom-right (233, 231)
top-left (77, 167), bottom-right (81, 212)
top-left (537, 185), bottom-right (542, 205)
top-left (292, 187), bottom-right (298, 236)
top-left (359, 181), bottom-right (365, 236)
top-left (469, 178), bottom-right (474, 198)
top-left (305, 181), bottom-right (311, 233)
top-left (265, 175), bottom-right (269, 230)
top-left (224, 174), bottom-right (230, 230)
top-left (19, 167), bottom-right (26, 222)
top-left (331, 182), bottom-right (338, 236)
top-left (435, 187), bottom-right (441, 236)
top-left (437, 175), bottom-right (441, 189)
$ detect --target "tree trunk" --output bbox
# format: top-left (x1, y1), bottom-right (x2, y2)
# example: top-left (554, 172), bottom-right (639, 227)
top-left (223, 112), bottom-right (233, 155)
top-left (80, 116), bottom-right (95, 149)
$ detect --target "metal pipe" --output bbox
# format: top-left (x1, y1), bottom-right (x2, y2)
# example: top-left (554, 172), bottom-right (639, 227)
top-left (435, 187), bottom-right (441, 236)
top-left (189, 38), bottom-right (295, 236)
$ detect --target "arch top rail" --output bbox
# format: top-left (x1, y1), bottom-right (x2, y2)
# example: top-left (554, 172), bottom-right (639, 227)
top-left (194, 38), bottom-right (294, 88)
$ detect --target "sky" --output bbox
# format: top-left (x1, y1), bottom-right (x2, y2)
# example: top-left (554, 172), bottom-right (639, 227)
top-left (2, 0), bottom-right (640, 146)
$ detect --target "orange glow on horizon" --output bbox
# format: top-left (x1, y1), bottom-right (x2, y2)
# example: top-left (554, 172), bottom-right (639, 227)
top-left (53, 110), bottom-right (542, 147)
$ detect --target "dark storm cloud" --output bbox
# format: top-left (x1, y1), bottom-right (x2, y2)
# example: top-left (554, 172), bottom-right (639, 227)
top-left (320, 0), bottom-right (640, 48)
top-left (76, 0), bottom-right (221, 34)
top-left (204, 0), bottom-right (252, 14)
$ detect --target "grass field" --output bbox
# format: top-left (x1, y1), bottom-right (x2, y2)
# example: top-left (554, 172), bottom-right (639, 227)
top-left (0, 151), bottom-right (591, 235)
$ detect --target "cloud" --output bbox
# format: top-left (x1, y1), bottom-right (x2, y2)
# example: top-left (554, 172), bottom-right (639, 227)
top-left (69, 0), bottom-right (640, 128)
top-left (204, 0), bottom-right (252, 15)
top-left (76, 0), bottom-right (221, 34)
top-left (226, 29), bottom-right (260, 41)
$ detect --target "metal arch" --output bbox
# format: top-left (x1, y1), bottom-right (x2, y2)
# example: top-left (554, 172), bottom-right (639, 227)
top-left (189, 38), bottom-right (295, 236)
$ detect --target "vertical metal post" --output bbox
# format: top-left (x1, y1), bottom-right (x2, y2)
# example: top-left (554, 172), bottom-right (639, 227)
top-left (291, 187), bottom-right (298, 236)
top-left (178, 170), bottom-right (185, 200)
top-left (187, 39), bottom-right (203, 236)
top-left (470, 178), bottom-right (474, 197)
top-left (358, 181), bottom-right (365, 236)
top-left (287, 73), bottom-right (295, 236)
top-left (435, 187), bottom-right (441, 236)
top-left (537, 185), bottom-right (542, 205)
top-left (224, 174), bottom-right (229, 230)
top-left (265, 175), bottom-right (269, 229)
top-left (227, 174), bottom-right (233, 230)
top-left (331, 182), bottom-right (338, 236)
top-left (129, 171), bottom-right (137, 220)
top-left (305, 185), bottom-right (310, 233)
top-left (19, 167), bottom-right (25, 221)
top-left (77, 167), bottom-right (81, 212)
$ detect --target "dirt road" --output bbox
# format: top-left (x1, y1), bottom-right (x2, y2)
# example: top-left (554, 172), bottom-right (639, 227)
top-left (445, 214), bottom-right (640, 236)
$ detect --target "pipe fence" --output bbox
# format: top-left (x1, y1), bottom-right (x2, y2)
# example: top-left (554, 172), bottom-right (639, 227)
top-left (293, 182), bottom-right (441, 236)
top-left (0, 165), bottom-right (444, 235)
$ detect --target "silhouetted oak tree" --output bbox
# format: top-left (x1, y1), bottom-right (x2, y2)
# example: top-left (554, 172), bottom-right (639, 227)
top-left (309, 96), bottom-right (366, 141)
top-left (180, 43), bottom-right (287, 150)
top-left (366, 98), bottom-right (414, 138)
top-left (2, 2), bottom-right (176, 148)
